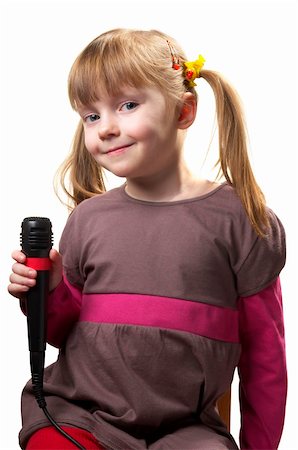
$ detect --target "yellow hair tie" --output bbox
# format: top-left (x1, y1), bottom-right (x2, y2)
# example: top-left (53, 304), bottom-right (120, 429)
top-left (183, 55), bottom-right (206, 87)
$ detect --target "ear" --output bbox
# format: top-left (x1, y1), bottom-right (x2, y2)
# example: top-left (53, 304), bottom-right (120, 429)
top-left (177, 92), bottom-right (197, 129)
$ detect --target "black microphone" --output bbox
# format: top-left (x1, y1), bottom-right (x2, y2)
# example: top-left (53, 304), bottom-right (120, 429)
top-left (20, 217), bottom-right (86, 449)
top-left (20, 217), bottom-right (53, 407)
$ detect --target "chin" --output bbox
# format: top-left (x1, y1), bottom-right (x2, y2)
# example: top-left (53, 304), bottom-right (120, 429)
top-left (105, 166), bottom-right (133, 179)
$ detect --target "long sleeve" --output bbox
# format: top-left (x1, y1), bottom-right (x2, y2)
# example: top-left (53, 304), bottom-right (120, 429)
top-left (46, 274), bottom-right (82, 348)
top-left (238, 277), bottom-right (287, 449)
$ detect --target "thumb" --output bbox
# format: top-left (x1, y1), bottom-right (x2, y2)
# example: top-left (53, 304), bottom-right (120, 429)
top-left (49, 248), bottom-right (62, 266)
top-left (49, 248), bottom-right (63, 291)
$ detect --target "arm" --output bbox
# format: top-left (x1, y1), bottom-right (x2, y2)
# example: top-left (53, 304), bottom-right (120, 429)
top-left (46, 275), bottom-right (82, 348)
top-left (238, 278), bottom-right (287, 450)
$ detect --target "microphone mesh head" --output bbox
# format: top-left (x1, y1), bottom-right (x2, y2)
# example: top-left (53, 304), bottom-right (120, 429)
top-left (21, 217), bottom-right (53, 257)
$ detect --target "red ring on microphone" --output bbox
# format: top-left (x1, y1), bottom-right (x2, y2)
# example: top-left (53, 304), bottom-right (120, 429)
top-left (25, 258), bottom-right (52, 271)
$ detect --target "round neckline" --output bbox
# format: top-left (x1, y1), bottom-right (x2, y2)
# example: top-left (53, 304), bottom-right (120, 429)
top-left (120, 182), bottom-right (227, 206)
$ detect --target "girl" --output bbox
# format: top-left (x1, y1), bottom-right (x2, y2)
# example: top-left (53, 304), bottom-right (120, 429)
top-left (8, 29), bottom-right (287, 450)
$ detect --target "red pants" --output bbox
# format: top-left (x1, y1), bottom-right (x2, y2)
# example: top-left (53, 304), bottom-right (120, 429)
top-left (26, 426), bottom-right (105, 449)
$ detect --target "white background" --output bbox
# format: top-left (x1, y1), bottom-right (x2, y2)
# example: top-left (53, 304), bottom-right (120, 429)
top-left (0, 0), bottom-right (297, 448)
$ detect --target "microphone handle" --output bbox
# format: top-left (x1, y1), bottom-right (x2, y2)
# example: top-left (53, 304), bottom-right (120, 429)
top-left (26, 271), bottom-right (49, 376)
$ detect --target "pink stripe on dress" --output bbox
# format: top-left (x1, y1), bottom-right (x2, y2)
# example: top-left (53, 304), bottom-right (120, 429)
top-left (79, 293), bottom-right (239, 343)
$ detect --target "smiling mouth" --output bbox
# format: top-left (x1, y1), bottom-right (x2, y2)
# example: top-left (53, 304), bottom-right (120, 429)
top-left (106, 144), bottom-right (133, 155)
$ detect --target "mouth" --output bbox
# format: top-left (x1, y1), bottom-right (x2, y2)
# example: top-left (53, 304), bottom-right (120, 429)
top-left (106, 144), bottom-right (133, 155)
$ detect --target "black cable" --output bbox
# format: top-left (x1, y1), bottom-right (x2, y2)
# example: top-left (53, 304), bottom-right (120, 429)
top-left (42, 406), bottom-right (86, 450)
top-left (32, 373), bottom-right (86, 450)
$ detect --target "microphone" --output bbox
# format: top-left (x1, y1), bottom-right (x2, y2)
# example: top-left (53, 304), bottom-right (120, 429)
top-left (20, 217), bottom-right (53, 407)
top-left (19, 217), bottom-right (85, 449)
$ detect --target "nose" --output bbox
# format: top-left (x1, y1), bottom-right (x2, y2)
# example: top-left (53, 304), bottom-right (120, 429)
top-left (97, 113), bottom-right (120, 140)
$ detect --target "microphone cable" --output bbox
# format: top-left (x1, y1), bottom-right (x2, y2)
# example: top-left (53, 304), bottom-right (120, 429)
top-left (21, 217), bottom-right (86, 450)
top-left (31, 371), bottom-right (85, 450)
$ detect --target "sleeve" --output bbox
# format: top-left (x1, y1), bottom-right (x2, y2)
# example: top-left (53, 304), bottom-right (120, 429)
top-left (46, 275), bottom-right (82, 348)
top-left (19, 275), bottom-right (82, 349)
top-left (235, 208), bottom-right (286, 297)
top-left (44, 206), bottom-right (86, 348)
top-left (238, 278), bottom-right (287, 450)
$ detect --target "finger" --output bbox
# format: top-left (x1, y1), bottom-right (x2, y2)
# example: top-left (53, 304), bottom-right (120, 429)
top-left (11, 262), bottom-right (37, 279)
top-left (7, 282), bottom-right (30, 299)
top-left (9, 272), bottom-right (36, 286)
top-left (49, 248), bottom-right (62, 265)
top-left (49, 248), bottom-right (63, 291)
top-left (11, 249), bottom-right (26, 263)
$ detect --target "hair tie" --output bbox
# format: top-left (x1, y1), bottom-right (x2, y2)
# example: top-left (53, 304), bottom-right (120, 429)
top-left (166, 41), bottom-right (205, 87)
top-left (183, 55), bottom-right (205, 87)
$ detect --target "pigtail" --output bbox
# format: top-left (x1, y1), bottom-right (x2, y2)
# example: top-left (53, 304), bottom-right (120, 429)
top-left (55, 121), bottom-right (106, 209)
top-left (199, 69), bottom-right (269, 237)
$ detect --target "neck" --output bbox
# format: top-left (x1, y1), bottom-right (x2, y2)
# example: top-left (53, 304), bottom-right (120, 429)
top-left (125, 160), bottom-right (201, 202)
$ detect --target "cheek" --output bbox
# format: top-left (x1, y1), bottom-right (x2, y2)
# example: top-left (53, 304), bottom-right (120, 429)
top-left (127, 116), bottom-right (161, 142)
top-left (84, 131), bottom-right (97, 155)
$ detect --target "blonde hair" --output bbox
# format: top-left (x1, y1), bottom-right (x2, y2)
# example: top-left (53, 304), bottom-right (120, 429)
top-left (56, 28), bottom-right (269, 236)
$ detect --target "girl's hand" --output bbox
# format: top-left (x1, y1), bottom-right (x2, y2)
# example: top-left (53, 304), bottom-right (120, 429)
top-left (8, 248), bottom-right (63, 300)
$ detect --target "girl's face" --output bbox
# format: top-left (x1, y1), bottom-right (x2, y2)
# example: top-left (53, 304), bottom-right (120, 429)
top-left (78, 86), bottom-right (184, 182)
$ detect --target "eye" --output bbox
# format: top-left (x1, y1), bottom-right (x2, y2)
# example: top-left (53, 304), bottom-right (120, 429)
top-left (120, 102), bottom-right (138, 112)
top-left (84, 113), bottom-right (100, 123)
